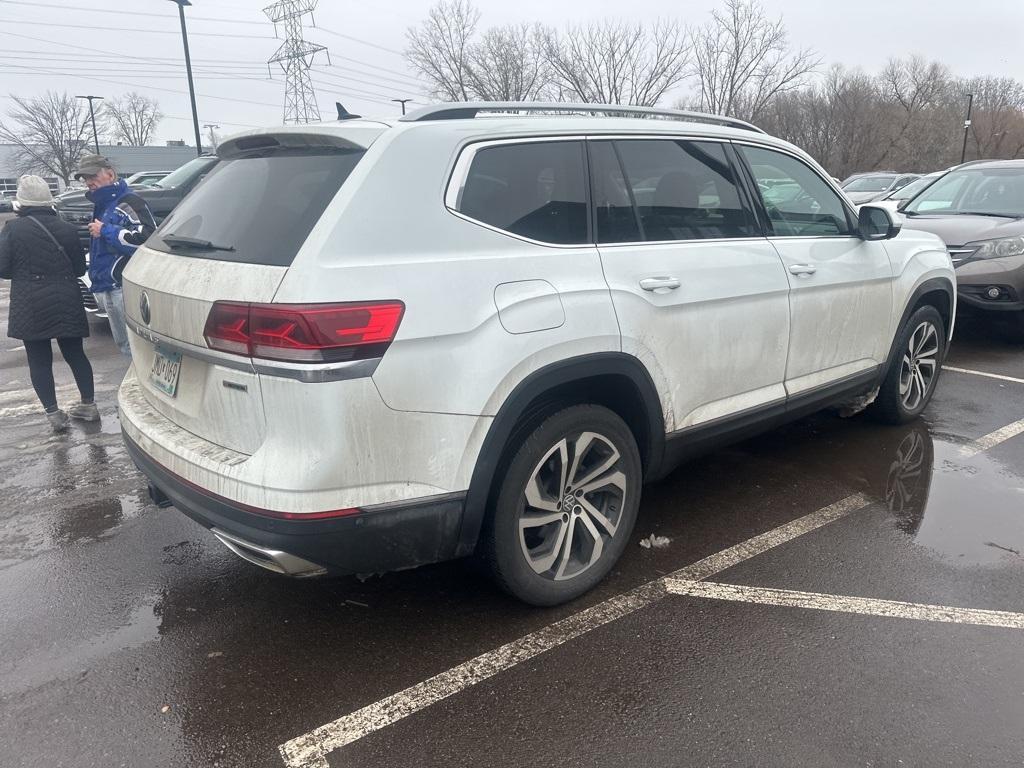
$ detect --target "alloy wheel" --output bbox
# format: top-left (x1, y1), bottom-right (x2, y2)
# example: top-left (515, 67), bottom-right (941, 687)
top-left (899, 321), bottom-right (939, 411)
top-left (518, 431), bottom-right (628, 581)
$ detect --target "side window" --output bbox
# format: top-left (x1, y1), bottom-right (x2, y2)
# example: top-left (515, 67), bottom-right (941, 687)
top-left (740, 146), bottom-right (851, 237)
top-left (613, 139), bottom-right (756, 242)
top-left (455, 140), bottom-right (588, 245)
top-left (589, 141), bottom-right (641, 244)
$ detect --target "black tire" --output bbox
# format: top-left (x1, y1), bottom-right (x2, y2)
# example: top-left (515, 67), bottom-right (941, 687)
top-left (869, 305), bottom-right (946, 424)
top-left (480, 404), bottom-right (642, 606)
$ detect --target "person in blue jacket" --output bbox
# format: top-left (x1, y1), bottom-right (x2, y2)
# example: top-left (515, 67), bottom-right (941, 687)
top-left (75, 154), bottom-right (157, 356)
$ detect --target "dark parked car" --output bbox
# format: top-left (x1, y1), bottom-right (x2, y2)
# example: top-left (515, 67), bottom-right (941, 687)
top-left (56, 155), bottom-right (218, 249)
top-left (901, 159), bottom-right (1024, 334)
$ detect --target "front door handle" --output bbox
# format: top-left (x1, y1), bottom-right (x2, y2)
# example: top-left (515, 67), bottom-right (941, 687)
top-left (639, 277), bottom-right (681, 292)
top-left (789, 264), bottom-right (817, 276)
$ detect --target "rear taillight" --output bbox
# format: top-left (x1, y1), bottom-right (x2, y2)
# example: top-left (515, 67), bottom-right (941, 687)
top-left (203, 301), bottom-right (405, 363)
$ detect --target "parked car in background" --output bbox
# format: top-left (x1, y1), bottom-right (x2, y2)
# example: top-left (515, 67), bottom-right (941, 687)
top-left (901, 159), bottom-right (1024, 334)
top-left (125, 170), bottom-right (171, 188)
top-left (56, 155), bottom-right (218, 249)
top-left (868, 171), bottom-right (944, 213)
top-left (118, 103), bottom-right (954, 606)
top-left (842, 173), bottom-right (921, 205)
top-left (0, 192), bottom-right (14, 213)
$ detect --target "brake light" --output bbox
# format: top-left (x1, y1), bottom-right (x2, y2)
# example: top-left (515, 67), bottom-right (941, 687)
top-left (204, 301), bottom-right (405, 363)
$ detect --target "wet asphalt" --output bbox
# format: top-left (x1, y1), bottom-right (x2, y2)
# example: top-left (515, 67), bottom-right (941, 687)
top-left (1, 223), bottom-right (1022, 766)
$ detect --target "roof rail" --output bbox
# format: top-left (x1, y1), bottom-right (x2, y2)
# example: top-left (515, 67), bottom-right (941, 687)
top-left (399, 102), bottom-right (766, 134)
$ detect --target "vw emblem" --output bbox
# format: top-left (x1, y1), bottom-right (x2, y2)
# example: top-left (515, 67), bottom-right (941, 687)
top-left (140, 292), bottom-right (151, 325)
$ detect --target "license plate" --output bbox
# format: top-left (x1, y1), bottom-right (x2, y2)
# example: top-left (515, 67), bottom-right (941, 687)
top-left (150, 346), bottom-right (182, 397)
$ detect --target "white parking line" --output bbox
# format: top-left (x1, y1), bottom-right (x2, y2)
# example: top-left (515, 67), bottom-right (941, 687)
top-left (665, 580), bottom-right (1024, 630)
top-left (943, 366), bottom-right (1024, 385)
top-left (277, 493), bottom-right (874, 767)
top-left (960, 417), bottom-right (1024, 458)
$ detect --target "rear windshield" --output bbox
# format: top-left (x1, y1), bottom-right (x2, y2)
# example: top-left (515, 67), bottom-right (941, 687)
top-left (842, 175), bottom-right (896, 192)
top-left (149, 148), bottom-right (365, 266)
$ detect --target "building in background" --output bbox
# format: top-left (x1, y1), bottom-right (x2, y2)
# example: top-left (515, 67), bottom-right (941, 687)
top-left (0, 143), bottom-right (199, 195)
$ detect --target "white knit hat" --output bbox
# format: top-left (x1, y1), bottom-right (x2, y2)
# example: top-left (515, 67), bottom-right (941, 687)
top-left (15, 175), bottom-right (54, 208)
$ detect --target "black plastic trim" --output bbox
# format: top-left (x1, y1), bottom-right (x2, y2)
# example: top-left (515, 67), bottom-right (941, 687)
top-left (657, 367), bottom-right (880, 477)
top-left (125, 433), bottom-right (466, 575)
top-left (456, 352), bottom-right (665, 557)
top-left (880, 278), bottom-right (955, 381)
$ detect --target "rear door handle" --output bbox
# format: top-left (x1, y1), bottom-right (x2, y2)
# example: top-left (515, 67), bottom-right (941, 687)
top-left (788, 264), bottom-right (817, 276)
top-left (639, 277), bottom-right (681, 292)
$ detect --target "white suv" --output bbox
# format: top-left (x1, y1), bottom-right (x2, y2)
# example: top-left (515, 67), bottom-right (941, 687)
top-left (118, 103), bottom-right (955, 605)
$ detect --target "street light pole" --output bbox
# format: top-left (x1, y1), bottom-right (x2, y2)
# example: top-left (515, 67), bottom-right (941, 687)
top-left (202, 123), bottom-right (221, 150)
top-left (392, 98), bottom-right (412, 116)
top-left (76, 95), bottom-right (102, 154)
top-left (169, 0), bottom-right (203, 156)
top-left (960, 93), bottom-right (974, 165)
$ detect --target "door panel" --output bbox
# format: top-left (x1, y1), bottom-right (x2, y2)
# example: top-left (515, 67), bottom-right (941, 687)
top-left (736, 144), bottom-right (894, 393)
top-left (769, 236), bottom-right (893, 393)
top-left (590, 139), bottom-right (791, 431)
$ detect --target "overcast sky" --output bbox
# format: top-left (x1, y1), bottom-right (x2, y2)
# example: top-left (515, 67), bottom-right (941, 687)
top-left (1, 0), bottom-right (1021, 146)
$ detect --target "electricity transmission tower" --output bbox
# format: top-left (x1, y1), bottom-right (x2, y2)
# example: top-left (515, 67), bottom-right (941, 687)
top-left (264, 0), bottom-right (330, 124)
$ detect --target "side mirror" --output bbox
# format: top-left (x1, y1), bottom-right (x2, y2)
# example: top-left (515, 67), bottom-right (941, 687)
top-left (859, 204), bottom-right (901, 241)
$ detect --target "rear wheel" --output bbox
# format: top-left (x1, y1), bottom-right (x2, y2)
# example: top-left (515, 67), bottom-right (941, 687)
top-left (870, 306), bottom-right (945, 424)
top-left (480, 405), bottom-right (641, 606)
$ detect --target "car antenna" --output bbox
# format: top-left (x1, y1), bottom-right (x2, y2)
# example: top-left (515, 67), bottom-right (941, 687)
top-left (336, 102), bottom-right (361, 121)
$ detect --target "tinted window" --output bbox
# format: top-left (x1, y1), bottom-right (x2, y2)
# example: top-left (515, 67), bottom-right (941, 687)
top-left (457, 141), bottom-right (588, 244)
top-left (589, 142), bottom-right (641, 244)
top-left (905, 168), bottom-right (1024, 217)
top-left (741, 146), bottom-right (851, 237)
top-left (613, 140), bottom-right (755, 242)
top-left (843, 175), bottom-right (896, 192)
top-left (154, 157), bottom-right (217, 189)
top-left (150, 149), bottom-right (364, 266)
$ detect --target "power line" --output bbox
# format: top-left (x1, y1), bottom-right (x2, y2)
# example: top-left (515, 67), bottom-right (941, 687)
top-left (0, 18), bottom-right (276, 39)
top-left (0, 1), bottom-right (409, 57)
top-left (316, 26), bottom-right (404, 57)
top-left (2, 59), bottom-right (281, 109)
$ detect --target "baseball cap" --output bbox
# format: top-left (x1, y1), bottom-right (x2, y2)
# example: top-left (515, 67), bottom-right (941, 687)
top-left (74, 154), bottom-right (115, 180)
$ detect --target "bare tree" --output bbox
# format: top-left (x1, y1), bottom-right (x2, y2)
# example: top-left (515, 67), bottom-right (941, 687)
top-left (690, 0), bottom-right (819, 122)
top-left (405, 0), bottom-right (480, 101)
top-left (959, 77), bottom-right (1024, 160)
top-left (0, 91), bottom-right (93, 184)
top-left (467, 24), bottom-right (551, 101)
top-left (542, 19), bottom-right (690, 106)
top-left (107, 92), bottom-right (163, 146)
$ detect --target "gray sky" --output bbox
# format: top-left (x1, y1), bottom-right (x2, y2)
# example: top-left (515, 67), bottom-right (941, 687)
top-left (1, 0), bottom-right (1021, 145)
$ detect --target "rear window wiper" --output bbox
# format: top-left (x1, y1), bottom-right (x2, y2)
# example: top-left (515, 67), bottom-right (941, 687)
top-left (161, 233), bottom-right (236, 252)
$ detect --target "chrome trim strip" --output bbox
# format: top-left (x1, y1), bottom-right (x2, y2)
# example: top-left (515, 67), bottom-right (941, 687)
top-left (126, 317), bottom-right (381, 383)
top-left (126, 317), bottom-right (254, 373)
top-left (251, 357), bottom-right (380, 383)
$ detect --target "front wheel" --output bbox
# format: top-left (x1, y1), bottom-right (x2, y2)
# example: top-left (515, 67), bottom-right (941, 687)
top-left (480, 405), bottom-right (642, 606)
top-left (869, 306), bottom-right (946, 424)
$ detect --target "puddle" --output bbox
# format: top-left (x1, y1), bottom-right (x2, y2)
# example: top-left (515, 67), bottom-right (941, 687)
top-left (863, 422), bottom-right (1024, 567)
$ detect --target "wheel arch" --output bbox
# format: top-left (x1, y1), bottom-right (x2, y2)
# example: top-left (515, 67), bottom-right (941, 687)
top-left (881, 276), bottom-right (955, 384)
top-left (454, 352), bottom-right (665, 557)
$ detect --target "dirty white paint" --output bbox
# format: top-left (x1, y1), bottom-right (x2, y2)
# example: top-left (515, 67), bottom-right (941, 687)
top-left (277, 492), bottom-right (874, 767)
top-left (943, 366), bottom-right (1024, 386)
top-left (665, 580), bottom-right (1024, 630)
top-left (959, 417), bottom-right (1024, 459)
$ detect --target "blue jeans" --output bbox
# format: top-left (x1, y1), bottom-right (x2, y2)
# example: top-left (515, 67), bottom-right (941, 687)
top-left (94, 288), bottom-right (130, 357)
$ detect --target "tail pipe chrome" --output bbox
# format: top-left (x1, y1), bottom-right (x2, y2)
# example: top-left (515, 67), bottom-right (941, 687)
top-left (211, 528), bottom-right (327, 578)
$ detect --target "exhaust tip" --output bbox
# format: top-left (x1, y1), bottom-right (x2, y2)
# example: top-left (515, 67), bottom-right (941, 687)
top-left (211, 528), bottom-right (327, 577)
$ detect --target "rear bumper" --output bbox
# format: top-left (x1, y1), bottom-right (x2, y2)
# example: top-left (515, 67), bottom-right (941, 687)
top-left (125, 432), bottom-right (467, 576)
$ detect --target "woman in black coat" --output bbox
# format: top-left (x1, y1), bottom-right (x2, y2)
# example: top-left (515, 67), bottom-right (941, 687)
top-left (0, 175), bottom-right (99, 432)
